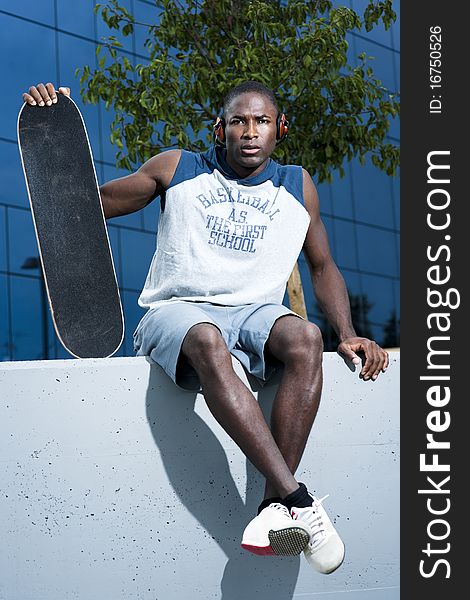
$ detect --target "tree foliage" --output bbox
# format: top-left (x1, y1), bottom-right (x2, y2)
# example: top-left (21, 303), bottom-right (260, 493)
top-left (77, 0), bottom-right (399, 182)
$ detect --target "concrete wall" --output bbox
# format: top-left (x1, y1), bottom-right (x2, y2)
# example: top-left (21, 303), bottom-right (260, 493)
top-left (0, 352), bottom-right (399, 600)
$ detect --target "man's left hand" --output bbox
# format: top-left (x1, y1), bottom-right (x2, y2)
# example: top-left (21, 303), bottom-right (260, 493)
top-left (337, 337), bottom-right (389, 381)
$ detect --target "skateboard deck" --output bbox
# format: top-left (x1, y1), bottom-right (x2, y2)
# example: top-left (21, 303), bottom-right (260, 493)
top-left (17, 95), bottom-right (124, 359)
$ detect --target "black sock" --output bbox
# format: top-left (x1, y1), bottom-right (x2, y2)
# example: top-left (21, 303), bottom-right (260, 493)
top-left (257, 496), bottom-right (283, 515)
top-left (282, 482), bottom-right (313, 509)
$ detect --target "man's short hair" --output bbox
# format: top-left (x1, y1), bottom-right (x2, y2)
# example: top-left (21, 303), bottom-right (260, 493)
top-left (223, 81), bottom-right (279, 116)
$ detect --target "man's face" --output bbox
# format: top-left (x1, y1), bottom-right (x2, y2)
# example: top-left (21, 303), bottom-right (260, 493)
top-left (223, 92), bottom-right (278, 178)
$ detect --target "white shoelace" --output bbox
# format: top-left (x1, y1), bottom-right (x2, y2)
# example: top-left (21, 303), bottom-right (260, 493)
top-left (268, 502), bottom-right (291, 516)
top-left (296, 494), bottom-right (329, 549)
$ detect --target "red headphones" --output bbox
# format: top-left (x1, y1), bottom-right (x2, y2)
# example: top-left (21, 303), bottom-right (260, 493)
top-left (213, 113), bottom-right (289, 146)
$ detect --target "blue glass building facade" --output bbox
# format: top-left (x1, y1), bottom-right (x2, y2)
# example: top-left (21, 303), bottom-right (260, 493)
top-left (0, 0), bottom-right (399, 361)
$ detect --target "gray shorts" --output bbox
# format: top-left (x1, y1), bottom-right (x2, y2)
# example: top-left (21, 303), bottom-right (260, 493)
top-left (133, 301), bottom-right (300, 391)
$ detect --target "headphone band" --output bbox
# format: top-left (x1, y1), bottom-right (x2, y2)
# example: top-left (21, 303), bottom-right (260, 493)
top-left (213, 113), bottom-right (289, 146)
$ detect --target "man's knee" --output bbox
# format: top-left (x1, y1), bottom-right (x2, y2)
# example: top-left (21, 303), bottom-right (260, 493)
top-left (181, 323), bottom-right (231, 370)
top-left (276, 320), bottom-right (323, 366)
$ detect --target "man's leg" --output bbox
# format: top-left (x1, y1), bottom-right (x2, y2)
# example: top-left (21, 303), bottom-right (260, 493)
top-left (263, 315), bottom-right (324, 499)
top-left (261, 315), bottom-right (345, 574)
top-left (181, 321), bottom-right (315, 555)
top-left (180, 322), bottom-right (300, 499)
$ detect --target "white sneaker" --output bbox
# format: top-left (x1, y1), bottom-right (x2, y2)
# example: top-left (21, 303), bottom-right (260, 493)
top-left (291, 495), bottom-right (345, 574)
top-left (241, 502), bottom-right (311, 556)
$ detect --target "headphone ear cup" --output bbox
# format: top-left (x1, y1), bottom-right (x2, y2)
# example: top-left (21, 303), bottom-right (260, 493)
top-left (276, 113), bottom-right (289, 143)
top-left (213, 116), bottom-right (226, 146)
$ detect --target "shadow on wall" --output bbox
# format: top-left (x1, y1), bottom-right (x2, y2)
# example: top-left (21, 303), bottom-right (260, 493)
top-left (144, 364), bottom-right (301, 600)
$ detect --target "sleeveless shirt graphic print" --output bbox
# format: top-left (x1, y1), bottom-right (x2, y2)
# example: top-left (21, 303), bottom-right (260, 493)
top-left (138, 147), bottom-right (311, 308)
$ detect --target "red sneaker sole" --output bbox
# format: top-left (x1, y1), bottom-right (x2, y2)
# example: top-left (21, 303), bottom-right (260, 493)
top-left (241, 543), bottom-right (277, 556)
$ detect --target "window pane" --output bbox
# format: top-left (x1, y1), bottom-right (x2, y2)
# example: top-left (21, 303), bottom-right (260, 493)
top-left (10, 274), bottom-right (43, 360)
top-left (350, 160), bottom-right (395, 229)
top-left (0, 206), bottom-right (7, 271)
top-left (56, 0), bottom-right (95, 39)
top-left (0, 274), bottom-right (11, 361)
top-left (0, 14), bottom-right (56, 141)
top-left (360, 273), bottom-right (396, 327)
top-left (391, 172), bottom-right (400, 226)
top-left (391, 0), bottom-right (400, 50)
top-left (333, 218), bottom-right (358, 271)
top-left (0, 141), bottom-right (30, 208)
top-left (120, 229), bottom-right (156, 291)
top-left (0, 0), bottom-right (55, 26)
top-left (357, 224), bottom-right (398, 277)
top-left (342, 270), bottom-right (362, 296)
top-left (329, 163), bottom-right (353, 219)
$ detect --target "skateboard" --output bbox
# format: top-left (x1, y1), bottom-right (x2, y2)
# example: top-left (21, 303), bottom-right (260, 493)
top-left (17, 95), bottom-right (124, 359)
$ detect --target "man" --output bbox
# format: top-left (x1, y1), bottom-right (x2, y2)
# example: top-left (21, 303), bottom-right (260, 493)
top-left (23, 80), bottom-right (388, 574)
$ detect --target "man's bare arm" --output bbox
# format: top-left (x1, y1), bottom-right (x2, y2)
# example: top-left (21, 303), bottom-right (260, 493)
top-left (302, 169), bottom-right (355, 341)
top-left (301, 169), bottom-right (389, 380)
top-left (100, 150), bottom-right (181, 219)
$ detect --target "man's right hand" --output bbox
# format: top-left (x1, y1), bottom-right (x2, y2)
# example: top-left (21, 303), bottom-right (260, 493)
top-left (22, 83), bottom-right (70, 107)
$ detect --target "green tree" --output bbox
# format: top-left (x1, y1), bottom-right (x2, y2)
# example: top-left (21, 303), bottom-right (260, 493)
top-left (77, 0), bottom-right (399, 182)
